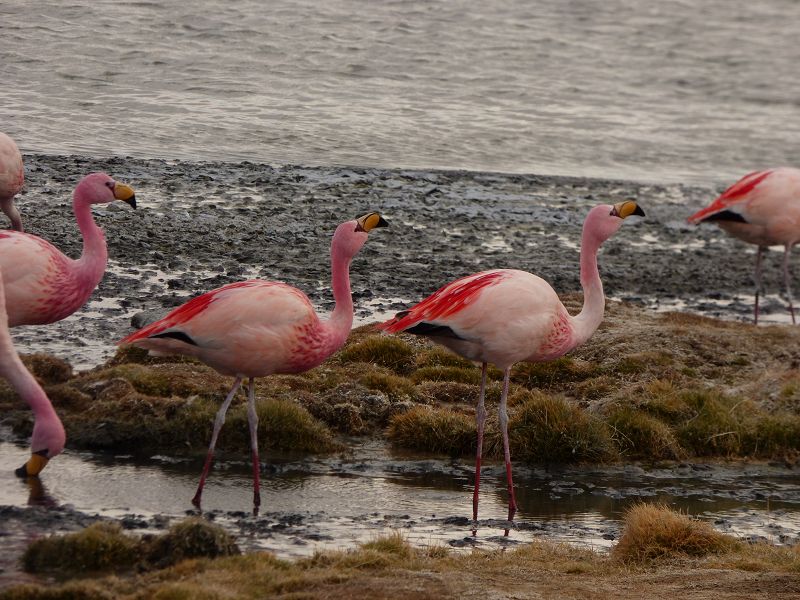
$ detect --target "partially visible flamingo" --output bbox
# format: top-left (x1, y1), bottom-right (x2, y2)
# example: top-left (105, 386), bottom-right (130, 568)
top-left (0, 132), bottom-right (25, 231)
top-left (0, 172), bottom-right (136, 327)
top-left (119, 212), bottom-right (389, 511)
top-left (379, 201), bottom-right (645, 532)
top-left (0, 273), bottom-right (66, 477)
top-left (687, 168), bottom-right (800, 324)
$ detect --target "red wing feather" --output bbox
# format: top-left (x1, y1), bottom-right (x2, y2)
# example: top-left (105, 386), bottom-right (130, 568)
top-left (119, 280), bottom-right (260, 344)
top-left (687, 170), bottom-right (773, 224)
top-left (380, 270), bottom-right (507, 333)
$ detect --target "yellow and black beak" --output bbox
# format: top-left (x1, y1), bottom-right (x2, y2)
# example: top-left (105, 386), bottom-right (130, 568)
top-left (113, 182), bottom-right (137, 209)
top-left (14, 450), bottom-right (49, 478)
top-left (355, 212), bottom-right (389, 232)
top-left (612, 200), bottom-right (645, 219)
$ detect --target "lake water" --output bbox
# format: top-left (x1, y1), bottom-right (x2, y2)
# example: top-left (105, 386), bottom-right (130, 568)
top-left (2, 0), bottom-right (799, 183)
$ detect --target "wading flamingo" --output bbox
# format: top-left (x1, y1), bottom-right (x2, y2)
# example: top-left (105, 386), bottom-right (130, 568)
top-left (687, 168), bottom-right (800, 324)
top-left (379, 201), bottom-right (644, 532)
top-left (0, 132), bottom-right (25, 231)
top-left (0, 172), bottom-right (136, 328)
top-left (119, 212), bottom-right (389, 511)
top-left (0, 273), bottom-right (66, 477)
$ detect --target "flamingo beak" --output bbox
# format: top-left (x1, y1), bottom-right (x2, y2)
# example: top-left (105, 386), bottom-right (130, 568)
top-left (15, 451), bottom-right (49, 477)
top-left (113, 182), bottom-right (137, 209)
top-left (612, 200), bottom-right (645, 219)
top-left (356, 213), bottom-right (389, 232)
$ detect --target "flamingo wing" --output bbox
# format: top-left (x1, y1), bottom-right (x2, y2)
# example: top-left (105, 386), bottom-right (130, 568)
top-left (687, 170), bottom-right (773, 224)
top-left (379, 270), bottom-right (509, 335)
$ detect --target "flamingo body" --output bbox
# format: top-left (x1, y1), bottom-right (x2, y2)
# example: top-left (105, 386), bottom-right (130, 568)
top-left (120, 280), bottom-right (343, 377)
top-left (0, 173), bottom-right (136, 327)
top-left (384, 269), bottom-right (575, 367)
top-left (119, 212), bottom-right (388, 511)
top-left (380, 201), bottom-right (645, 532)
top-left (688, 167), bottom-right (800, 323)
top-left (0, 132), bottom-right (25, 231)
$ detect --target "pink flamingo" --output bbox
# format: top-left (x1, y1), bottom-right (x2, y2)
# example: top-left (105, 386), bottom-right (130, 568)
top-left (0, 273), bottom-right (66, 477)
top-left (0, 132), bottom-right (25, 231)
top-left (119, 212), bottom-right (389, 511)
top-left (0, 172), bottom-right (136, 328)
top-left (688, 168), bottom-right (800, 325)
top-left (379, 201), bottom-right (644, 532)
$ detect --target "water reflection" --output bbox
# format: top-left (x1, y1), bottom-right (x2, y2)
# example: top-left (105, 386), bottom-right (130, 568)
top-left (1, 440), bottom-right (798, 559)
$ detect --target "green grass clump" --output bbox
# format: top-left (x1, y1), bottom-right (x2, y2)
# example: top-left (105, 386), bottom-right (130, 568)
top-left (606, 406), bottom-right (683, 460)
top-left (144, 518), bottom-right (239, 568)
top-left (677, 390), bottom-right (746, 456)
top-left (410, 366), bottom-right (483, 386)
top-left (509, 393), bottom-right (617, 464)
top-left (22, 522), bottom-right (140, 575)
top-left (613, 503), bottom-right (739, 563)
top-left (740, 413), bottom-right (800, 456)
top-left (414, 347), bottom-right (475, 369)
top-left (511, 357), bottom-right (597, 390)
top-left (414, 381), bottom-right (478, 405)
top-left (338, 336), bottom-right (415, 373)
top-left (387, 406), bottom-right (475, 456)
top-left (358, 371), bottom-right (416, 399)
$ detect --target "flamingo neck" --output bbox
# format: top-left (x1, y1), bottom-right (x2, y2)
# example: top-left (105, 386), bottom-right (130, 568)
top-left (73, 197), bottom-right (108, 288)
top-left (570, 230), bottom-right (606, 347)
top-left (325, 243), bottom-right (355, 347)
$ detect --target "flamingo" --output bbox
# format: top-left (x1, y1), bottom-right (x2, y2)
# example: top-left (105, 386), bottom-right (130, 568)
top-left (0, 132), bottom-right (25, 231)
top-left (0, 273), bottom-right (66, 477)
top-left (118, 212), bottom-right (389, 511)
top-left (379, 201), bottom-right (645, 532)
top-left (687, 168), bottom-right (800, 325)
top-left (0, 172), bottom-right (136, 328)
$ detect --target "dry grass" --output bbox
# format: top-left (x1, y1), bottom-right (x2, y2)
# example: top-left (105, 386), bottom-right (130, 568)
top-left (6, 528), bottom-right (800, 600)
top-left (387, 406), bottom-right (476, 456)
top-left (613, 503), bottom-right (740, 563)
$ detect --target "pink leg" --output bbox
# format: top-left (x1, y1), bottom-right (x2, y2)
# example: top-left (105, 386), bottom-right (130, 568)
top-left (472, 362), bottom-right (488, 534)
top-left (782, 244), bottom-right (796, 325)
top-left (192, 376), bottom-right (243, 508)
top-left (246, 378), bottom-right (262, 513)
top-left (498, 367), bottom-right (517, 535)
top-left (754, 245), bottom-right (764, 325)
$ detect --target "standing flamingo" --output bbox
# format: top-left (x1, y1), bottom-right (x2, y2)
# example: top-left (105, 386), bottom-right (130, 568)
top-left (0, 274), bottom-right (66, 477)
top-left (0, 132), bottom-right (25, 231)
top-left (379, 201), bottom-right (644, 532)
top-left (0, 172), bottom-right (136, 328)
top-left (687, 168), bottom-right (800, 324)
top-left (118, 212), bottom-right (388, 511)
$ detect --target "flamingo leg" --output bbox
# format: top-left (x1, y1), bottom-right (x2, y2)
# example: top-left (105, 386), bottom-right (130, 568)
top-left (472, 362), bottom-right (488, 534)
top-left (192, 375), bottom-right (243, 508)
top-left (753, 245), bottom-right (764, 325)
top-left (498, 367), bottom-right (517, 535)
top-left (246, 377), bottom-right (262, 512)
top-left (782, 244), bottom-right (796, 325)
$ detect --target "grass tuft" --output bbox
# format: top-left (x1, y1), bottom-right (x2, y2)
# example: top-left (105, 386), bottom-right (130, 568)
top-left (22, 522), bottom-right (140, 575)
top-left (509, 393), bottom-right (617, 463)
top-left (606, 406), bottom-right (683, 460)
top-left (411, 366), bottom-right (483, 385)
top-left (387, 406), bottom-right (475, 456)
top-left (144, 518), bottom-right (239, 568)
top-left (338, 336), bottom-right (415, 373)
top-left (613, 503), bottom-right (739, 563)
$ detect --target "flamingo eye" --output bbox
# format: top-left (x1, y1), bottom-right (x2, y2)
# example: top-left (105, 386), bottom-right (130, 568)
top-left (105, 181), bottom-right (115, 189)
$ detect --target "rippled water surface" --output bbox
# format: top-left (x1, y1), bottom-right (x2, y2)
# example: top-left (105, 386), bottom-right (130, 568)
top-left (3, 0), bottom-right (800, 182)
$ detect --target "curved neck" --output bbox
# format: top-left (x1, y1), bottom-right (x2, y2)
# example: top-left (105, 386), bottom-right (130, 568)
top-left (73, 198), bottom-right (108, 286)
top-left (325, 242), bottom-right (355, 345)
top-left (569, 229), bottom-right (606, 346)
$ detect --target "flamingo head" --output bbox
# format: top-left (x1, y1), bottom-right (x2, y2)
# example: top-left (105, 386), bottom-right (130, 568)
top-left (583, 200), bottom-right (645, 245)
top-left (331, 212), bottom-right (389, 258)
top-left (15, 415), bottom-right (66, 477)
top-left (73, 172), bottom-right (136, 209)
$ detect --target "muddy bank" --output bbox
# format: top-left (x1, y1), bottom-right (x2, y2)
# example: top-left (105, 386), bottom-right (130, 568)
top-left (10, 153), bottom-right (790, 369)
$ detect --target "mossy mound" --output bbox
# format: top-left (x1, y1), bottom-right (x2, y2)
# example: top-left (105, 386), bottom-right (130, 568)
top-left (144, 518), bottom-right (240, 568)
top-left (387, 406), bottom-right (476, 456)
